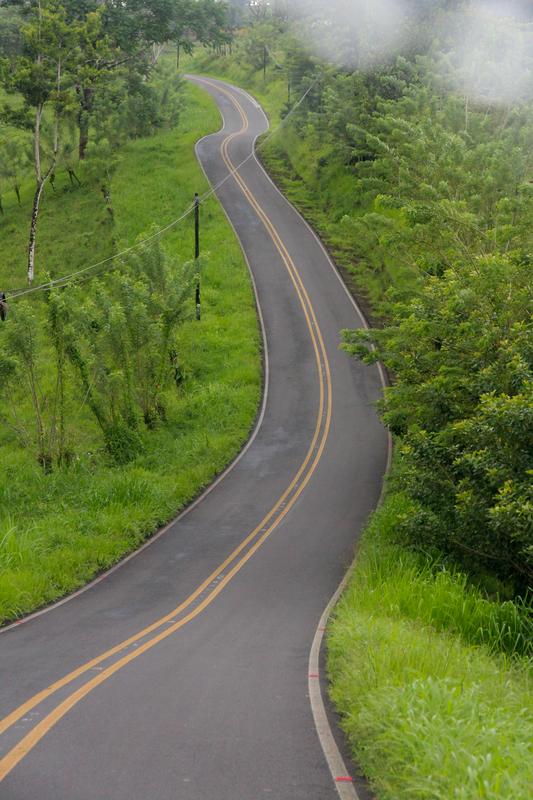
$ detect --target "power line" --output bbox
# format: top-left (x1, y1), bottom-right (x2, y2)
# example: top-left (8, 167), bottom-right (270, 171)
top-left (7, 203), bottom-right (197, 300)
top-left (5, 76), bottom-right (318, 302)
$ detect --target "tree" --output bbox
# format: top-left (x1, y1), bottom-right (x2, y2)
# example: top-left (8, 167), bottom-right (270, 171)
top-left (62, 240), bottom-right (194, 462)
top-left (171, 0), bottom-right (230, 68)
top-left (68, 0), bottom-right (229, 154)
top-left (0, 1), bottom-right (24, 57)
top-left (6, 0), bottom-right (105, 283)
top-left (2, 301), bottom-right (53, 469)
top-left (247, 1), bottom-right (271, 22)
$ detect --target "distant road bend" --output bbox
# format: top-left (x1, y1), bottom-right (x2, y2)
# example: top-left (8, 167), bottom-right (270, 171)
top-left (0, 78), bottom-right (388, 800)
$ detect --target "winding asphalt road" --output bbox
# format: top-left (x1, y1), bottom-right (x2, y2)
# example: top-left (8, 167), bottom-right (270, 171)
top-left (0, 78), bottom-right (388, 800)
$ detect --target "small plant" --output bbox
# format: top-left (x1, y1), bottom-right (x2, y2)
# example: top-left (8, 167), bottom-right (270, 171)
top-left (2, 302), bottom-right (55, 470)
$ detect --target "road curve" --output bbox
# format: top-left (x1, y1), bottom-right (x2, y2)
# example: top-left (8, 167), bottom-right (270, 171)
top-left (0, 78), bottom-right (388, 800)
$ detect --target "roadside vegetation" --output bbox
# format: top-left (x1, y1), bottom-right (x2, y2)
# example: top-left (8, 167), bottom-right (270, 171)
top-left (192, 1), bottom-right (533, 796)
top-left (1, 0), bottom-right (532, 793)
top-left (0, 1), bottom-right (260, 623)
top-left (329, 495), bottom-right (532, 799)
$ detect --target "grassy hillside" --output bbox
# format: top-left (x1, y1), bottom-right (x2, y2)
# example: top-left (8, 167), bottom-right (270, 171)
top-left (0, 82), bottom-right (261, 623)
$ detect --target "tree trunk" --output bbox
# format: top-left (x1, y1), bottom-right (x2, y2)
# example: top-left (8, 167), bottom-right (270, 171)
top-left (68, 168), bottom-right (81, 186)
top-left (101, 184), bottom-right (114, 219)
top-left (78, 86), bottom-right (94, 161)
top-left (28, 179), bottom-right (46, 285)
top-left (34, 104), bottom-right (43, 184)
top-left (28, 64), bottom-right (61, 284)
top-left (176, 42), bottom-right (180, 68)
top-left (151, 43), bottom-right (164, 65)
top-left (28, 121), bottom-right (56, 284)
top-left (27, 362), bottom-right (48, 470)
top-left (65, 340), bottom-right (109, 435)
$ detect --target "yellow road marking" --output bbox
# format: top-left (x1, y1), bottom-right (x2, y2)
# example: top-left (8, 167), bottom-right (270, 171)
top-left (0, 79), bottom-right (333, 782)
top-left (213, 82), bottom-right (332, 398)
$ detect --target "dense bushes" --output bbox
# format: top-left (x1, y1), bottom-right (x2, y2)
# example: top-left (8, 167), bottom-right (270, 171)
top-left (0, 242), bottom-right (193, 467)
top-left (321, 59), bottom-right (533, 594)
top-left (344, 257), bottom-right (532, 591)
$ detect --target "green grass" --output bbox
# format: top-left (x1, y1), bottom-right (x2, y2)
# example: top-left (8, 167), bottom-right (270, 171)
top-left (0, 82), bottom-right (261, 623)
top-left (328, 494), bottom-right (533, 800)
top-left (337, 494), bottom-right (532, 659)
top-left (0, 166), bottom-right (113, 292)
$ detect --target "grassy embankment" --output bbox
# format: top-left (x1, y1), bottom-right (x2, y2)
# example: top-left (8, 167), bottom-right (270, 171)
top-left (0, 82), bottom-right (261, 623)
top-left (188, 51), bottom-right (533, 799)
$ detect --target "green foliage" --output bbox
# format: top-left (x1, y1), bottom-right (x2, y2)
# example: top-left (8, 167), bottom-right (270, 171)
top-left (344, 257), bottom-right (532, 589)
top-left (2, 301), bottom-right (53, 467)
top-left (0, 3), bottom-right (23, 58)
top-left (171, 0), bottom-right (231, 60)
top-left (0, 0), bottom-right (230, 280)
top-left (237, 21), bottom-right (282, 72)
top-left (0, 130), bottom-right (32, 206)
top-left (0, 241), bottom-right (193, 466)
top-left (341, 493), bottom-right (532, 658)
top-left (61, 241), bottom-right (194, 461)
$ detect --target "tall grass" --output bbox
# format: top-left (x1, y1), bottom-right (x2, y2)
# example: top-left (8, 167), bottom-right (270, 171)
top-left (351, 494), bottom-right (532, 659)
top-left (329, 608), bottom-right (532, 800)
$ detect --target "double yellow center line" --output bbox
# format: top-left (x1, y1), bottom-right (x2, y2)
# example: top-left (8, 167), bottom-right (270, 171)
top-left (0, 78), bottom-right (333, 782)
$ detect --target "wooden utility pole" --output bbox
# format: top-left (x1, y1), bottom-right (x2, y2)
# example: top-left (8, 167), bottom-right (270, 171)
top-left (194, 193), bottom-right (201, 321)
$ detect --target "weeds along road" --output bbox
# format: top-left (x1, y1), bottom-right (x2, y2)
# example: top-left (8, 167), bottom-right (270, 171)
top-left (0, 78), bottom-right (388, 800)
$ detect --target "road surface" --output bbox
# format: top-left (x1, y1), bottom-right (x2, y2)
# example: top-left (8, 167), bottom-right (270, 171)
top-left (0, 77), bottom-right (388, 800)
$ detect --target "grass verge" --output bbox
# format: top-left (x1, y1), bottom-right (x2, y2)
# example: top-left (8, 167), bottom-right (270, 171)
top-left (328, 495), bottom-right (533, 799)
top-left (0, 82), bottom-right (261, 624)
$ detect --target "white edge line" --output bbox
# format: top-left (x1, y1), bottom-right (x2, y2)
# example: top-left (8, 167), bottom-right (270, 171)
top-left (309, 569), bottom-right (359, 800)
top-left (0, 89), bottom-right (270, 637)
top-left (245, 84), bottom-right (394, 476)
top-left (202, 77), bottom-right (394, 798)
top-left (251, 101), bottom-right (394, 798)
